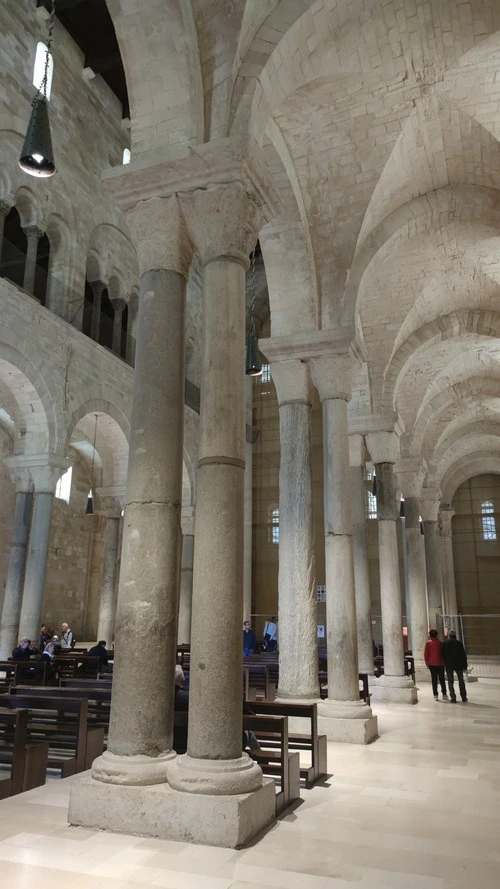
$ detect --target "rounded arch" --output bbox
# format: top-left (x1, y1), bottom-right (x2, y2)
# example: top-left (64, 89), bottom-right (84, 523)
top-left (0, 354), bottom-right (51, 456)
top-left (69, 410), bottom-right (128, 493)
top-left (14, 185), bottom-right (41, 229)
top-left (67, 397), bottom-right (130, 451)
top-left (441, 454), bottom-right (500, 504)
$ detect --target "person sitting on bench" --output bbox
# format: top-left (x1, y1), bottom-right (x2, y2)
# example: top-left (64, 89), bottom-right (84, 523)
top-left (87, 640), bottom-right (111, 672)
top-left (12, 637), bottom-right (37, 660)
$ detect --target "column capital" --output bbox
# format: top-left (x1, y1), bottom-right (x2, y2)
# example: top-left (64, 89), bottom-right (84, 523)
top-left (420, 487), bottom-right (442, 523)
top-left (311, 352), bottom-right (358, 402)
top-left (180, 181), bottom-right (261, 267)
top-left (0, 198), bottom-right (12, 218)
top-left (126, 194), bottom-right (193, 278)
top-left (110, 296), bottom-right (126, 312)
top-left (438, 506), bottom-right (455, 537)
top-left (394, 458), bottom-right (427, 499)
top-left (3, 458), bottom-right (32, 492)
top-left (271, 359), bottom-right (313, 407)
top-left (89, 278), bottom-right (107, 295)
top-left (349, 433), bottom-right (366, 468)
top-left (6, 454), bottom-right (69, 493)
top-left (23, 224), bottom-right (44, 241)
top-left (365, 430), bottom-right (400, 465)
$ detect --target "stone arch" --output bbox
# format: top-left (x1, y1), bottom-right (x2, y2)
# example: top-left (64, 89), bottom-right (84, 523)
top-left (0, 349), bottom-right (53, 456)
top-left (441, 454), bottom-right (500, 504)
top-left (67, 397), bottom-right (130, 452)
top-left (14, 185), bottom-right (41, 229)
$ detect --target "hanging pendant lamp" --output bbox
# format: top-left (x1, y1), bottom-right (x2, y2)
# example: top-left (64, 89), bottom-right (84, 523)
top-left (19, 0), bottom-right (56, 178)
top-left (86, 414), bottom-right (99, 515)
top-left (245, 248), bottom-right (262, 377)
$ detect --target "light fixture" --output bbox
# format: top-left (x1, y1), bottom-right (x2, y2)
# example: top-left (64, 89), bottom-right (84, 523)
top-left (19, 0), bottom-right (56, 178)
top-left (245, 248), bottom-right (262, 377)
top-left (86, 414), bottom-right (98, 515)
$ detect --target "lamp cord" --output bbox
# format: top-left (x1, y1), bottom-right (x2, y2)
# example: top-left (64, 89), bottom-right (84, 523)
top-left (35, 0), bottom-right (55, 104)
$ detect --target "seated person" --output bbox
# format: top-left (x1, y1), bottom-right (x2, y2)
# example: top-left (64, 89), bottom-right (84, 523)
top-left (12, 637), bottom-right (37, 660)
top-left (87, 640), bottom-right (110, 672)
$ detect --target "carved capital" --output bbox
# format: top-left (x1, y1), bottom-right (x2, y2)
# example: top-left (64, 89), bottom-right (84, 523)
top-left (110, 297), bottom-right (127, 313)
top-left (271, 359), bottom-right (312, 407)
top-left (180, 182), bottom-right (261, 267)
top-left (365, 430), bottom-right (400, 465)
top-left (420, 486), bottom-right (442, 523)
top-left (4, 459), bottom-right (32, 493)
top-left (126, 194), bottom-right (193, 278)
top-left (438, 507), bottom-right (455, 537)
top-left (311, 352), bottom-right (358, 402)
top-left (395, 458), bottom-right (427, 499)
top-left (23, 225), bottom-right (44, 242)
top-left (0, 199), bottom-right (12, 218)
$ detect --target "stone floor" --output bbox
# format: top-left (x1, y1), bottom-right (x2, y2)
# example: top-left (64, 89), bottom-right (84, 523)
top-left (0, 679), bottom-right (499, 889)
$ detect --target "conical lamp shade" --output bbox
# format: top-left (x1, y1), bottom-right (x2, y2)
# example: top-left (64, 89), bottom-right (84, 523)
top-left (19, 97), bottom-right (56, 178)
top-left (245, 330), bottom-right (262, 376)
top-left (85, 495), bottom-right (94, 515)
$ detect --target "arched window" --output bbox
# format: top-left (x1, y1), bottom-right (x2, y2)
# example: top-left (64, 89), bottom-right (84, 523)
top-left (269, 507), bottom-right (279, 544)
top-left (33, 42), bottom-right (54, 100)
top-left (55, 466), bottom-right (72, 504)
top-left (122, 148), bottom-right (131, 164)
top-left (481, 501), bottom-right (496, 541)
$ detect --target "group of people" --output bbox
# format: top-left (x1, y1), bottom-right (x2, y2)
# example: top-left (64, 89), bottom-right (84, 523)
top-left (12, 621), bottom-right (74, 663)
top-left (424, 628), bottom-right (468, 703)
top-left (242, 617), bottom-right (278, 656)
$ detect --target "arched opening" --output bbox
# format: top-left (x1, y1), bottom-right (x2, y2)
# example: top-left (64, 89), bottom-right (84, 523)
top-left (120, 303), bottom-right (128, 358)
top-left (82, 280), bottom-right (94, 337)
top-left (99, 287), bottom-right (114, 351)
top-left (0, 206), bottom-right (25, 288)
top-left (34, 232), bottom-right (50, 306)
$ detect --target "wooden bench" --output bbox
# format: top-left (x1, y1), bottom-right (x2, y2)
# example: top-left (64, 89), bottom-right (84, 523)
top-left (244, 664), bottom-right (275, 702)
top-left (14, 685), bottom-right (112, 735)
top-left (0, 707), bottom-right (48, 797)
top-left (1, 659), bottom-right (48, 689)
top-left (244, 713), bottom-right (300, 814)
top-left (1, 693), bottom-right (104, 776)
top-left (61, 677), bottom-right (112, 690)
top-left (247, 701), bottom-right (327, 788)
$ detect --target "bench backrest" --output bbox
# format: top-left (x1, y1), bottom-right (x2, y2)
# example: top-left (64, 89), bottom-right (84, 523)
top-left (0, 707), bottom-right (28, 794)
top-left (1, 694), bottom-right (88, 771)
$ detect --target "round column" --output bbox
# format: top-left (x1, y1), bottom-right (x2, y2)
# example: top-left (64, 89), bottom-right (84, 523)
top-left (111, 297), bottom-right (126, 355)
top-left (439, 507), bottom-right (458, 631)
top-left (421, 494), bottom-right (443, 629)
top-left (177, 532), bottom-right (194, 644)
top-left (243, 376), bottom-right (253, 622)
top-left (404, 496), bottom-right (428, 667)
top-left (90, 280), bottom-right (106, 342)
top-left (272, 359), bottom-right (318, 700)
top-left (350, 453), bottom-right (374, 675)
top-left (96, 515), bottom-right (121, 644)
top-left (92, 196), bottom-right (192, 786)
top-left (168, 182), bottom-right (263, 795)
top-left (22, 225), bottom-right (43, 296)
top-left (0, 469), bottom-right (33, 658)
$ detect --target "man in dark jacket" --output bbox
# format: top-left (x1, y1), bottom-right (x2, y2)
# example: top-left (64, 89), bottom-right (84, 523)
top-left (87, 640), bottom-right (110, 672)
top-left (441, 630), bottom-right (468, 703)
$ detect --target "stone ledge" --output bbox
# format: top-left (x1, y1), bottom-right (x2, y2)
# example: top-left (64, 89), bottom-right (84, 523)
top-left (288, 713), bottom-right (378, 744)
top-left (371, 680), bottom-right (418, 704)
top-left (69, 773), bottom-right (276, 848)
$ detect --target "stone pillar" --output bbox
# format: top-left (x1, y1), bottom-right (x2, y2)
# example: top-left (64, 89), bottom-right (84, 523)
top-left (0, 199), bottom-right (12, 257)
top-left (96, 513), bottom-right (121, 645)
top-left (421, 490), bottom-right (443, 629)
top-left (439, 507), bottom-right (458, 631)
top-left (126, 291), bottom-right (138, 366)
top-left (311, 356), bottom-right (377, 742)
top-left (243, 376), bottom-right (253, 622)
top-left (269, 359), bottom-right (318, 701)
top-left (167, 182), bottom-right (265, 796)
top-left (0, 467), bottom-right (33, 658)
top-left (366, 433), bottom-right (417, 704)
top-left (349, 435), bottom-right (373, 676)
top-left (22, 225), bottom-right (43, 295)
top-left (18, 462), bottom-right (67, 643)
top-left (90, 280), bottom-right (106, 342)
top-left (396, 461), bottom-right (428, 679)
top-left (178, 509), bottom-right (194, 645)
top-left (111, 297), bottom-right (126, 355)
top-left (91, 196), bottom-right (192, 786)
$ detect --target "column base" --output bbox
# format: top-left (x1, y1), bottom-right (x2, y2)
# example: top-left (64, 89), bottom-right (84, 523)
top-left (370, 675), bottom-right (418, 704)
top-left (414, 663), bottom-right (430, 683)
top-left (91, 749), bottom-right (176, 786)
top-left (167, 752), bottom-right (264, 795)
top-left (69, 772), bottom-right (276, 848)
top-left (318, 699), bottom-right (378, 744)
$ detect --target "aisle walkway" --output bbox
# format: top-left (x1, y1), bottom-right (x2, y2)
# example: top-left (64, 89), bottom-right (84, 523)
top-left (0, 680), bottom-right (499, 889)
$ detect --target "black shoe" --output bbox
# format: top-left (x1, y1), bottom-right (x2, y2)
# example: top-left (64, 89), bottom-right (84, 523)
top-left (461, 699), bottom-right (468, 703)
top-left (450, 699), bottom-right (457, 703)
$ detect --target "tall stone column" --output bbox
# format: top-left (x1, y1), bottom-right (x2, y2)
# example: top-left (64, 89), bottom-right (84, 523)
top-left (311, 355), bottom-right (377, 743)
top-left (366, 432), bottom-right (417, 704)
top-left (269, 359), bottom-right (318, 701)
top-left (18, 462), bottom-right (67, 643)
top-left (421, 489), bottom-right (443, 629)
top-left (439, 507), bottom-right (458, 630)
top-left (22, 225), bottom-right (43, 295)
top-left (349, 435), bottom-right (374, 676)
top-left (243, 376), bottom-right (253, 622)
top-left (111, 297), bottom-right (126, 355)
top-left (168, 182), bottom-right (265, 797)
top-left (177, 509), bottom-right (194, 645)
top-left (90, 280), bottom-right (106, 342)
top-left (396, 461), bottom-right (428, 678)
top-left (0, 466), bottom-right (33, 658)
top-left (96, 510), bottom-right (121, 645)
top-left (91, 196), bottom-right (192, 786)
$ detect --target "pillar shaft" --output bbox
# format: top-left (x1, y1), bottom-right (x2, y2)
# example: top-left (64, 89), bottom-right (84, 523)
top-left (112, 299), bottom-right (125, 355)
top-left (350, 464), bottom-right (373, 675)
top-left (424, 521), bottom-right (442, 627)
top-left (177, 533), bottom-right (194, 644)
top-left (90, 281), bottom-right (105, 342)
top-left (23, 226), bottom-right (42, 295)
top-left (243, 377), bottom-right (253, 623)
top-left (404, 496), bottom-right (428, 663)
top-left (0, 200), bottom-right (11, 257)
top-left (0, 491), bottom-right (33, 657)
top-left (18, 492), bottom-right (54, 642)
top-left (439, 508), bottom-right (458, 621)
top-left (375, 462), bottom-right (405, 677)
top-left (106, 268), bottom-right (186, 765)
top-left (96, 516), bottom-right (121, 644)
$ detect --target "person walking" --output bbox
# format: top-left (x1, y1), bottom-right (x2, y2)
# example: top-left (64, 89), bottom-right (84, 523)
top-left (441, 630), bottom-right (468, 703)
top-left (424, 629), bottom-right (448, 701)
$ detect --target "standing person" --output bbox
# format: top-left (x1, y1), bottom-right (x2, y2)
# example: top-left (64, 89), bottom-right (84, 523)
top-left (243, 620), bottom-right (256, 656)
top-left (39, 624), bottom-right (48, 651)
top-left (60, 622), bottom-right (73, 649)
top-left (263, 615), bottom-right (278, 652)
top-left (424, 629), bottom-right (448, 701)
top-left (441, 630), bottom-right (468, 703)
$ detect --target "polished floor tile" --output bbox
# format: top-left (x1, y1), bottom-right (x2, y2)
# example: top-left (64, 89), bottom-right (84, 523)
top-left (0, 679), bottom-right (499, 888)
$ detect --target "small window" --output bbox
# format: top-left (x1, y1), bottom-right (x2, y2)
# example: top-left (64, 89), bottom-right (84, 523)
top-left (123, 148), bottom-right (131, 165)
top-left (261, 364), bottom-right (271, 383)
top-left (366, 471), bottom-right (377, 519)
top-left (33, 42), bottom-right (54, 100)
top-left (481, 501), bottom-right (496, 541)
top-left (269, 507), bottom-right (279, 544)
top-left (55, 466), bottom-right (72, 504)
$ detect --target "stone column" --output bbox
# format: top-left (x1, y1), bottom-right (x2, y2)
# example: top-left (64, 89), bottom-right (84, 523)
top-left (177, 509), bottom-right (194, 645)
top-left (243, 376), bottom-right (253, 622)
top-left (90, 280), bottom-right (106, 342)
top-left (421, 489), bottom-right (443, 629)
top-left (0, 466), bottom-right (33, 658)
top-left (439, 507), bottom-right (458, 631)
top-left (96, 513), bottom-right (121, 645)
top-left (126, 290), bottom-right (138, 366)
top-left (111, 297), bottom-right (126, 355)
top-left (311, 356), bottom-right (377, 742)
top-left (167, 182), bottom-right (265, 797)
top-left (0, 199), bottom-right (12, 257)
top-left (349, 435), bottom-right (373, 676)
top-left (396, 461), bottom-right (428, 678)
top-left (270, 359), bottom-right (318, 701)
top-left (91, 196), bottom-right (192, 786)
top-left (18, 462), bottom-right (67, 643)
top-left (22, 225), bottom-right (43, 295)
top-left (366, 432), bottom-right (417, 704)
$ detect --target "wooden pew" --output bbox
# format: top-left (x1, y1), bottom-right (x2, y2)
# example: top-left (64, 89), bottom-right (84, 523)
top-left (1, 693), bottom-right (103, 775)
top-left (14, 685), bottom-right (112, 736)
top-left (0, 707), bottom-right (48, 797)
top-left (61, 677), bottom-right (112, 689)
top-left (247, 701), bottom-right (327, 788)
top-left (244, 713), bottom-right (300, 814)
